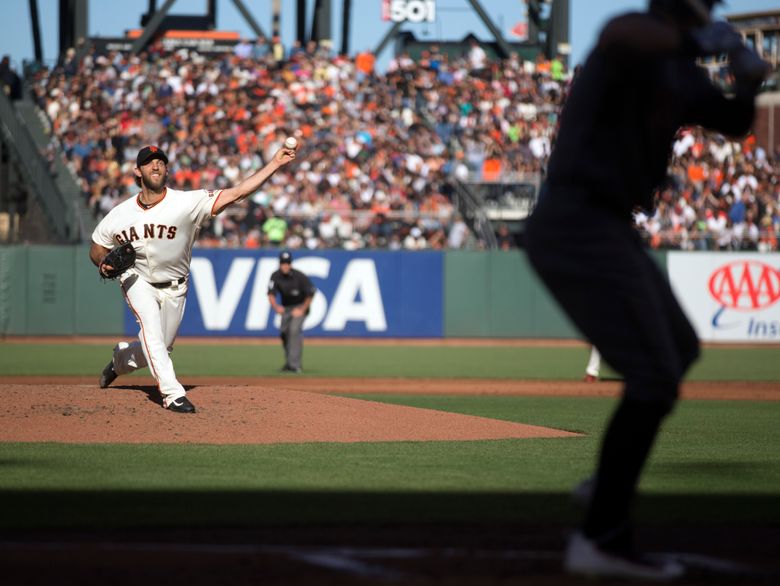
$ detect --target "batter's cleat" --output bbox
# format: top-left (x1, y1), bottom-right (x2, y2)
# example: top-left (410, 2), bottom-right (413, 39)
top-left (565, 532), bottom-right (684, 581)
top-left (571, 476), bottom-right (596, 507)
top-left (280, 364), bottom-right (293, 372)
top-left (99, 362), bottom-right (118, 389)
top-left (167, 397), bottom-right (196, 413)
top-left (583, 374), bottom-right (599, 383)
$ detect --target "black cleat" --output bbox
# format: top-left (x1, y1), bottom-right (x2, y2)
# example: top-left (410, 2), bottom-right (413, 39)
top-left (99, 361), bottom-right (118, 389)
top-left (280, 364), bottom-right (293, 372)
top-left (167, 397), bottom-right (196, 413)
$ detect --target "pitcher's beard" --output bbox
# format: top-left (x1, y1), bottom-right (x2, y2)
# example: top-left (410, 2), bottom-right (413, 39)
top-left (141, 171), bottom-right (167, 193)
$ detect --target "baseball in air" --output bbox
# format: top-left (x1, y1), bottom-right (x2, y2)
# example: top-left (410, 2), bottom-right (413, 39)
top-left (284, 137), bottom-right (298, 149)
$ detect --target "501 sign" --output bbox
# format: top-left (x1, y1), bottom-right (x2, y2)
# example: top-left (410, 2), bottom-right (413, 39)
top-left (383, 0), bottom-right (436, 23)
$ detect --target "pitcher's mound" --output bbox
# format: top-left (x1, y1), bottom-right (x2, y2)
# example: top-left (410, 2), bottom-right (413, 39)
top-left (0, 384), bottom-right (578, 444)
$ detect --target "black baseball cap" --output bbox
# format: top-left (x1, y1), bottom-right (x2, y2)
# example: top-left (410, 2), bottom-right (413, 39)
top-left (279, 250), bottom-right (293, 264)
top-left (136, 145), bottom-right (168, 166)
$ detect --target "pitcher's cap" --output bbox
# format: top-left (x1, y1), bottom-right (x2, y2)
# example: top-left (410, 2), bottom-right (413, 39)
top-left (137, 145), bottom-right (168, 166)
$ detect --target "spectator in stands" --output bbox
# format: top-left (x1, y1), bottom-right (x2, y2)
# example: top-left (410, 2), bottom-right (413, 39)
top-left (252, 36), bottom-right (270, 60)
top-left (467, 39), bottom-right (488, 74)
top-left (262, 207), bottom-right (287, 247)
top-left (496, 223), bottom-right (514, 250)
top-left (0, 56), bottom-right (22, 100)
top-left (233, 38), bottom-right (253, 60)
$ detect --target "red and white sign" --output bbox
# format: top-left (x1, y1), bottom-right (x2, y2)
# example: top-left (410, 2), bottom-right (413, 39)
top-left (382, 0), bottom-right (436, 23)
top-left (668, 252), bottom-right (780, 342)
top-left (510, 22), bottom-right (528, 40)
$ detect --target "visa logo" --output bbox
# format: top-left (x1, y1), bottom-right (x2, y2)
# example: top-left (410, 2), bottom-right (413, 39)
top-left (189, 257), bottom-right (388, 332)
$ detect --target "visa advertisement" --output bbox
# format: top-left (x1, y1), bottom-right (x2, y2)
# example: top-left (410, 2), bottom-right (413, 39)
top-left (125, 250), bottom-right (444, 337)
top-left (667, 252), bottom-right (780, 342)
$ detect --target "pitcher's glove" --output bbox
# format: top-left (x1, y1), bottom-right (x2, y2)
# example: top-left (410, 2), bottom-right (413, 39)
top-left (100, 242), bottom-right (136, 280)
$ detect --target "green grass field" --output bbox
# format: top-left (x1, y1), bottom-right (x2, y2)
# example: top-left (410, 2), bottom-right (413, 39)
top-left (0, 342), bottom-right (778, 530)
top-left (1, 342), bottom-right (778, 380)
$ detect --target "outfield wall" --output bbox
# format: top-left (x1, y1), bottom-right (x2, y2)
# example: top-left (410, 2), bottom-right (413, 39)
top-left (1, 246), bottom-right (778, 342)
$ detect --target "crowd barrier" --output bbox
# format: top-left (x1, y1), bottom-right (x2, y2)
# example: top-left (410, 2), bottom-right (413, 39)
top-left (1, 246), bottom-right (777, 342)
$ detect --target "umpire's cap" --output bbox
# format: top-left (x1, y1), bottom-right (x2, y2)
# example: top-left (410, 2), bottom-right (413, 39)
top-left (279, 250), bottom-right (293, 264)
top-left (136, 145), bottom-right (168, 166)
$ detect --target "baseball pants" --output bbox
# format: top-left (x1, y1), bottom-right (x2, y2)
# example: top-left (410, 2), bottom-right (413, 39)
top-left (113, 273), bottom-right (188, 408)
top-left (280, 308), bottom-right (306, 370)
top-left (525, 190), bottom-right (700, 548)
top-left (526, 196), bottom-right (699, 407)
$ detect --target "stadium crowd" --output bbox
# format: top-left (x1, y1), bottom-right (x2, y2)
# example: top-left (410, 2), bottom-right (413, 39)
top-left (26, 38), bottom-right (780, 251)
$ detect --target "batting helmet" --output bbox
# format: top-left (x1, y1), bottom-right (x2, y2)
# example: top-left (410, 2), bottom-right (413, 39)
top-left (650, 0), bottom-right (723, 26)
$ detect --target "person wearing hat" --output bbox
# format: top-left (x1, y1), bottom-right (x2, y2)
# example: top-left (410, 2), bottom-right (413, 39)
top-left (89, 140), bottom-right (299, 412)
top-left (524, 0), bottom-right (767, 580)
top-left (267, 250), bottom-right (316, 373)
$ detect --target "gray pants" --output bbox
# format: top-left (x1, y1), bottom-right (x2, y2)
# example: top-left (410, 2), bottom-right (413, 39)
top-left (280, 308), bottom-right (305, 369)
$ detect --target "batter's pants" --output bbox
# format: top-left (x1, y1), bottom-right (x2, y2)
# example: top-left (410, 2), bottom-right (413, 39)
top-left (525, 189), bottom-right (699, 548)
top-left (525, 195), bottom-right (699, 407)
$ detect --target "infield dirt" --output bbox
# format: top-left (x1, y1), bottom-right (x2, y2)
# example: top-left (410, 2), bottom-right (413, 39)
top-left (0, 377), bottom-right (775, 444)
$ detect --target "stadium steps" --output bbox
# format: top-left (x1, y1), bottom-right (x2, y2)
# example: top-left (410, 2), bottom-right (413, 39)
top-left (8, 89), bottom-right (94, 243)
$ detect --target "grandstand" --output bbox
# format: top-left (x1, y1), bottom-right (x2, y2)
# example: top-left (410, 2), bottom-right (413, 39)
top-left (1, 0), bottom-right (778, 251)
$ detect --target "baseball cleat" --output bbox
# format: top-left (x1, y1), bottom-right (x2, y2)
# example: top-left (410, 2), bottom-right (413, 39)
top-left (167, 397), bottom-right (196, 413)
top-left (583, 374), bottom-right (599, 383)
top-left (571, 476), bottom-right (596, 506)
top-left (99, 361), bottom-right (118, 388)
top-left (565, 532), bottom-right (684, 581)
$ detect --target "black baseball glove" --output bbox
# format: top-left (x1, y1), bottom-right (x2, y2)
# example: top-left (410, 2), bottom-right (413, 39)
top-left (100, 242), bottom-right (136, 280)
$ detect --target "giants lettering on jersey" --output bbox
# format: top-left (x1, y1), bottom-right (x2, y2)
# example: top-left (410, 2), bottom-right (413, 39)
top-left (115, 224), bottom-right (178, 244)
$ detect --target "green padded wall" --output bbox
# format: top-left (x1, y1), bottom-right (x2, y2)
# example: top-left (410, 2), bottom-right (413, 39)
top-left (445, 250), bottom-right (579, 338)
top-left (0, 245), bottom-right (124, 335)
top-left (74, 245), bottom-right (125, 334)
top-left (0, 246), bottom-right (28, 335)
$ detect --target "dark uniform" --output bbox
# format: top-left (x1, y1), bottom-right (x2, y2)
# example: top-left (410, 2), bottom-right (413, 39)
top-left (267, 251), bottom-right (316, 373)
top-left (524, 0), bottom-right (764, 578)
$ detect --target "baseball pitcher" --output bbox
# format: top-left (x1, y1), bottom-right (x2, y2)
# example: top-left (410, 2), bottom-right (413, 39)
top-left (90, 142), bottom-right (298, 412)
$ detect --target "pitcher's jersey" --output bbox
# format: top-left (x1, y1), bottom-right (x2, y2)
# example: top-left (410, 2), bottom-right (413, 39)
top-left (92, 187), bottom-right (222, 282)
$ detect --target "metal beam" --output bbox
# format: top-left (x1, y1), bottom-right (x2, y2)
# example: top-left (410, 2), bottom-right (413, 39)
top-left (58, 0), bottom-right (71, 57)
top-left (310, 0), bottom-right (331, 45)
top-left (73, 0), bottom-right (88, 59)
top-left (131, 0), bottom-right (178, 54)
top-left (374, 21), bottom-right (402, 58)
top-left (29, 0), bottom-right (43, 63)
top-left (231, 0), bottom-right (266, 39)
top-left (549, 0), bottom-right (570, 61)
top-left (465, 0), bottom-right (512, 59)
top-left (74, 0), bottom-right (88, 46)
top-left (207, 0), bottom-right (217, 29)
top-left (297, 0), bottom-right (307, 45)
top-left (341, 0), bottom-right (351, 56)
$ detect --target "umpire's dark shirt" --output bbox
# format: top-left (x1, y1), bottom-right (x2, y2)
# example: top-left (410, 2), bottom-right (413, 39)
top-left (545, 12), bottom-right (756, 217)
top-left (268, 268), bottom-right (316, 307)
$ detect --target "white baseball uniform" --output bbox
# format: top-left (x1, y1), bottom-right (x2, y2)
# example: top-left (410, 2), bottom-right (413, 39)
top-left (92, 187), bottom-right (222, 408)
top-left (585, 346), bottom-right (601, 378)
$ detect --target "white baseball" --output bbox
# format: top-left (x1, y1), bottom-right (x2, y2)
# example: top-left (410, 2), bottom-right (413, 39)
top-left (284, 136), bottom-right (298, 149)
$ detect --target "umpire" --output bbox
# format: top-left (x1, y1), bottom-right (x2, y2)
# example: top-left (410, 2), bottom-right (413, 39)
top-left (267, 250), bottom-right (316, 373)
top-left (524, 0), bottom-right (767, 581)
